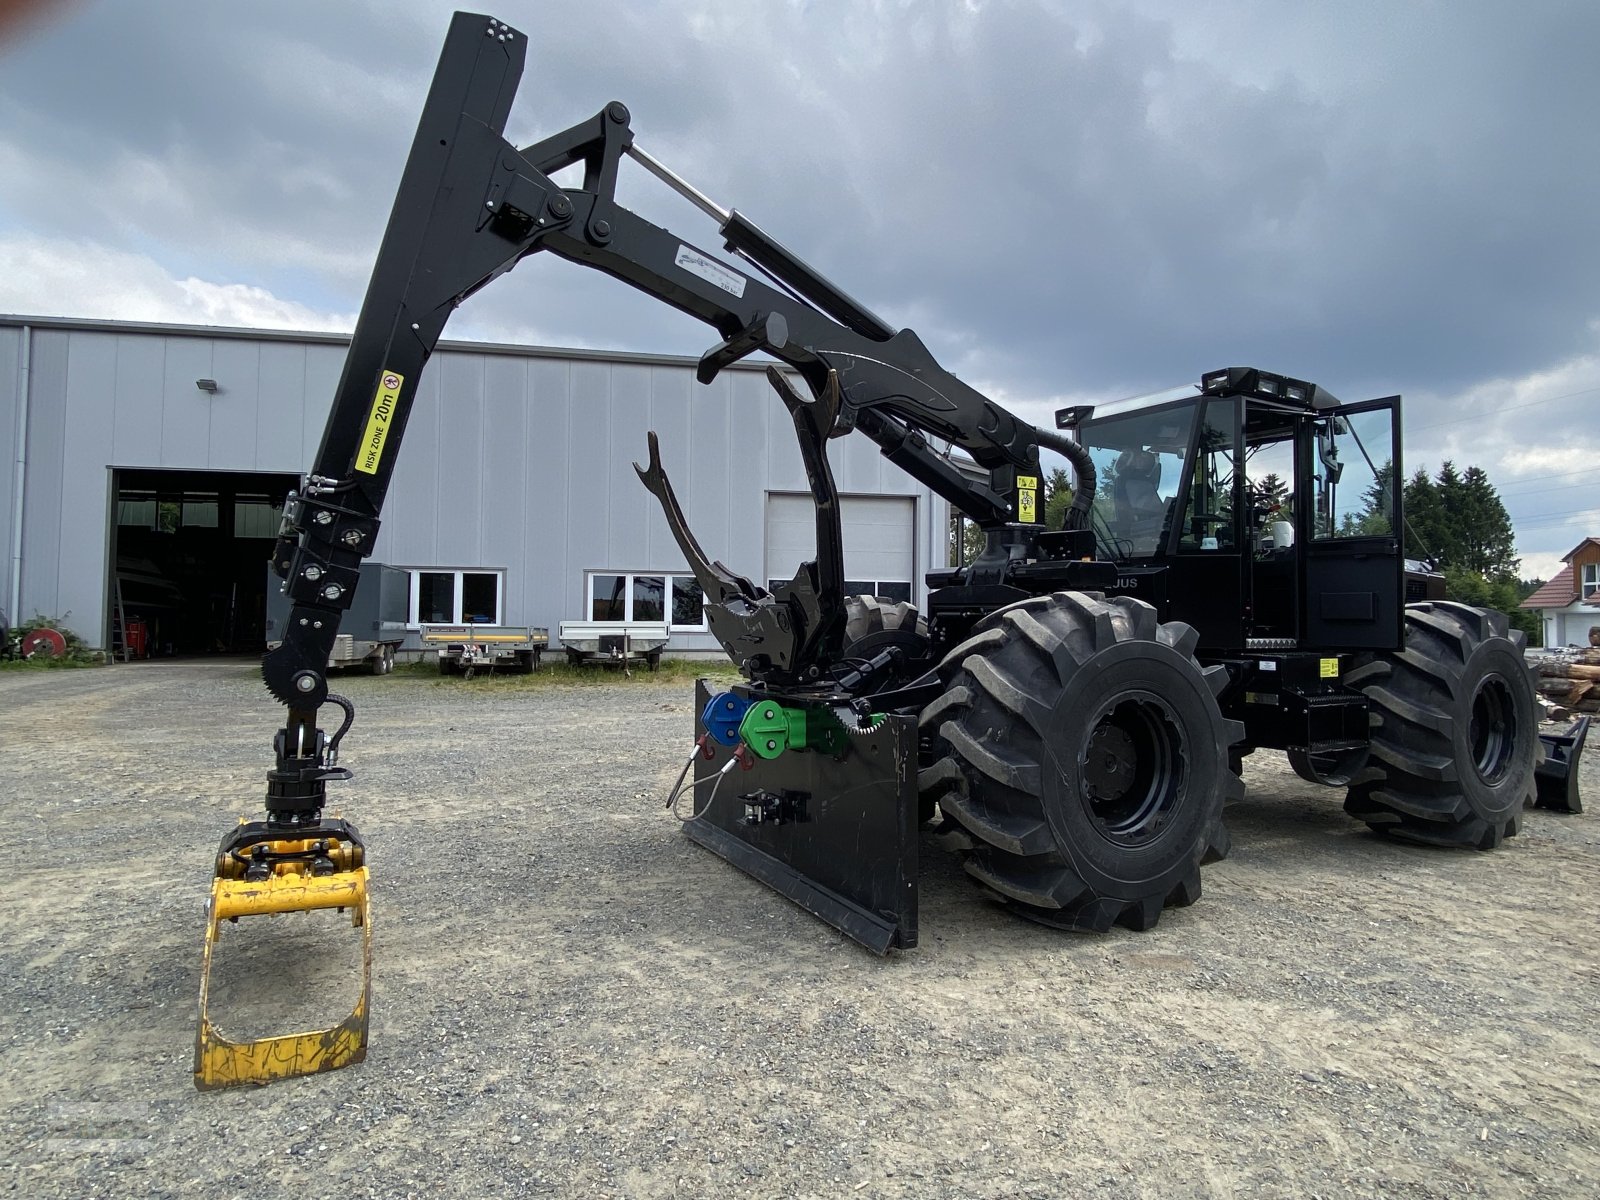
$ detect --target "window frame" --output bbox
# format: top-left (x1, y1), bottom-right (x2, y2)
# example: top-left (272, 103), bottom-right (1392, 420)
top-left (769, 579), bottom-right (914, 604)
top-left (1583, 562), bottom-right (1598, 599)
top-left (404, 567), bottom-right (505, 628)
top-left (584, 571), bottom-right (709, 631)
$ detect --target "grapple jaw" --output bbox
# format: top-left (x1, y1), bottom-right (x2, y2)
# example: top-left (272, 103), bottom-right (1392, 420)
top-left (634, 367), bottom-right (848, 685)
top-left (194, 822), bottom-right (371, 1090)
top-left (1534, 715), bottom-right (1589, 814)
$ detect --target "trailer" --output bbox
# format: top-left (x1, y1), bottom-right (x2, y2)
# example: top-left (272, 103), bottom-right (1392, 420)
top-left (266, 562), bottom-right (407, 675)
top-left (557, 620), bottom-right (670, 670)
top-left (422, 623), bottom-right (548, 675)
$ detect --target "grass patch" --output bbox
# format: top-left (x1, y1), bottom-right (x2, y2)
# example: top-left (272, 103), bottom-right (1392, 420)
top-left (0, 614), bottom-right (104, 668)
top-left (0, 656), bottom-right (104, 671)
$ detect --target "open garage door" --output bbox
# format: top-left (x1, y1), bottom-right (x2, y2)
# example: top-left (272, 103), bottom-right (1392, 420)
top-left (111, 468), bottom-right (300, 656)
top-left (765, 493), bottom-right (916, 603)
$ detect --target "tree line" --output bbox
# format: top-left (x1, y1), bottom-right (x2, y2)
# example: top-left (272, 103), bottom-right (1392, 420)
top-left (1401, 463), bottom-right (1540, 641)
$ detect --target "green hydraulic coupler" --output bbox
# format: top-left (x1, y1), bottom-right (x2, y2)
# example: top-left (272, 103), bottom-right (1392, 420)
top-left (738, 700), bottom-right (810, 759)
top-left (737, 700), bottom-right (883, 759)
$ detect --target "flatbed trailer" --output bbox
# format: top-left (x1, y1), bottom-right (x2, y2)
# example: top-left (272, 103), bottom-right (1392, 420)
top-left (557, 620), bottom-right (670, 670)
top-left (422, 623), bottom-right (548, 675)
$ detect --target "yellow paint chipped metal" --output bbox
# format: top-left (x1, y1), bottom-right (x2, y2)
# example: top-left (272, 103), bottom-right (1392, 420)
top-left (194, 864), bottom-right (372, 1090)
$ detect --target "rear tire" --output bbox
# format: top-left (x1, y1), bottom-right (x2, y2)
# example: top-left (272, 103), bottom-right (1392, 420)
top-left (843, 594), bottom-right (931, 689)
top-left (1343, 602), bottom-right (1537, 849)
top-left (919, 592), bottom-right (1241, 932)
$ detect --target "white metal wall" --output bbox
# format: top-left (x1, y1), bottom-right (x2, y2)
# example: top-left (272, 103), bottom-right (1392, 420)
top-left (0, 317), bottom-right (952, 651)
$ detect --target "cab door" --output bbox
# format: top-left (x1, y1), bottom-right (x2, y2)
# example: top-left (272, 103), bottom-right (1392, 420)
top-left (1301, 397), bottom-right (1404, 651)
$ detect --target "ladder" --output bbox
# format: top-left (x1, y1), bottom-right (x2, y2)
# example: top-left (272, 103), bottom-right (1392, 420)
top-left (110, 577), bottom-right (129, 662)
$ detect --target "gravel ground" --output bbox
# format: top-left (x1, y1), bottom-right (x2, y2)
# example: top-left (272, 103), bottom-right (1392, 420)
top-left (1, 659), bottom-right (1597, 1199)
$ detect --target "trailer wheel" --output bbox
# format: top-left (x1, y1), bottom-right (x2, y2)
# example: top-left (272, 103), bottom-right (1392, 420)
top-left (919, 592), bottom-right (1240, 932)
top-left (1342, 602), bottom-right (1537, 849)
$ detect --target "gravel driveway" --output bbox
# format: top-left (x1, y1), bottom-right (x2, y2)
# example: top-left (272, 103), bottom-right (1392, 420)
top-left (2, 660), bottom-right (1596, 1198)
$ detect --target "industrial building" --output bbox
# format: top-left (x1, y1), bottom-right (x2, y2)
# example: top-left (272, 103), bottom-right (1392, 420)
top-left (0, 316), bottom-right (951, 658)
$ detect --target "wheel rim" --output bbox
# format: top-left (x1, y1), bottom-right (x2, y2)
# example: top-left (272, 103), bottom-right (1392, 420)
top-left (1469, 674), bottom-right (1517, 786)
top-left (1079, 692), bottom-right (1186, 846)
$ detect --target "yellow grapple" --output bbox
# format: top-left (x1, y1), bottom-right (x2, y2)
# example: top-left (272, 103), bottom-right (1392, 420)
top-left (194, 834), bottom-right (370, 1090)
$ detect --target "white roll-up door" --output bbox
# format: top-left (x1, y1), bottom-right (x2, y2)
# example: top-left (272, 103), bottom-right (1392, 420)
top-left (765, 493), bottom-right (916, 602)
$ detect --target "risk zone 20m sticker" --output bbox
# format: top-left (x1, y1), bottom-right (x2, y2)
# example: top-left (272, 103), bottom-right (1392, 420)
top-left (356, 369), bottom-right (405, 475)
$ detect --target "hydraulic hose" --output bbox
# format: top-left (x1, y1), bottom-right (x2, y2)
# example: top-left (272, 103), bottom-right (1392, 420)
top-left (1033, 425), bottom-right (1097, 531)
top-left (324, 692), bottom-right (356, 766)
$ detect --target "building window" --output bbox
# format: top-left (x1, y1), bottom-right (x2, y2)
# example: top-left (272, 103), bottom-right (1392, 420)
top-left (772, 579), bottom-right (913, 604)
top-left (233, 500), bottom-right (282, 539)
top-left (1584, 563), bottom-right (1598, 600)
top-left (406, 569), bottom-right (503, 626)
top-left (586, 572), bottom-right (706, 629)
top-left (181, 498), bottom-right (219, 528)
top-left (118, 497), bottom-right (157, 528)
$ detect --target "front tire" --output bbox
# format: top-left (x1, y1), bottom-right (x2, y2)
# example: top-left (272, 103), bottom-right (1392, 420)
top-left (920, 592), bottom-right (1241, 933)
top-left (1343, 602), bottom-right (1537, 849)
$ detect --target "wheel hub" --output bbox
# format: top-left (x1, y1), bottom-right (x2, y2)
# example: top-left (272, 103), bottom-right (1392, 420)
top-left (1469, 674), bottom-right (1517, 786)
top-left (1079, 694), bottom-right (1185, 847)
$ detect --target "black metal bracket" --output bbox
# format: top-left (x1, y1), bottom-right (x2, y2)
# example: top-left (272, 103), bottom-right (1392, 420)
top-left (684, 681), bottom-right (918, 955)
top-left (1535, 715), bottom-right (1588, 813)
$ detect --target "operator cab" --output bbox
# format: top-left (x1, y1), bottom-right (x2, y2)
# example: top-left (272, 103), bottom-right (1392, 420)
top-left (1058, 367), bottom-right (1404, 655)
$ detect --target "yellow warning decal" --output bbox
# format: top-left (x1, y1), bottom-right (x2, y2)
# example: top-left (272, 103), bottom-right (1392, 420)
top-left (1319, 657), bottom-right (1339, 679)
top-left (355, 369), bottom-right (405, 475)
top-left (1017, 474), bottom-right (1038, 523)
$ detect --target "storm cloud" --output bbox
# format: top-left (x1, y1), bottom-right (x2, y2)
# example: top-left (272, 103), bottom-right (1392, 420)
top-left (2, 0), bottom-right (1597, 576)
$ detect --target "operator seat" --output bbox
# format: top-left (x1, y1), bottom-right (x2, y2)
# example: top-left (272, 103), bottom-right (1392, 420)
top-left (1112, 449), bottom-right (1167, 554)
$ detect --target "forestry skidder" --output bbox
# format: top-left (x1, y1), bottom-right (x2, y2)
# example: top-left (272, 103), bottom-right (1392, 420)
top-left (196, 11), bottom-right (1584, 1087)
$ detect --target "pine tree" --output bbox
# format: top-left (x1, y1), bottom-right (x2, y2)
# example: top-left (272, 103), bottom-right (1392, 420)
top-left (1042, 467), bottom-right (1073, 530)
top-left (1251, 473), bottom-right (1290, 519)
top-left (1361, 459), bottom-right (1395, 534)
top-left (1402, 468), bottom-right (1445, 564)
top-left (1457, 465), bottom-right (1519, 579)
top-left (1431, 461), bottom-right (1467, 566)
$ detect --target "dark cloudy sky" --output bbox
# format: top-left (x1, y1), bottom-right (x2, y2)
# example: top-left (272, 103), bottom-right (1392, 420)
top-left (2, 0), bottom-right (1597, 579)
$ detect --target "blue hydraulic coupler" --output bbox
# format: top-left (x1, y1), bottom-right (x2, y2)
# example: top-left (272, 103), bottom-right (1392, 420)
top-left (701, 691), bottom-right (753, 747)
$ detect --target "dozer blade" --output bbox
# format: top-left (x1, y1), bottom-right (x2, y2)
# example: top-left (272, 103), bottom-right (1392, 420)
top-left (194, 865), bottom-right (372, 1090)
top-left (1534, 715), bottom-right (1589, 814)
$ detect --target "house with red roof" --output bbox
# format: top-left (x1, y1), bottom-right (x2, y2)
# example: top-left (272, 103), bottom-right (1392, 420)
top-left (1521, 537), bottom-right (1600, 647)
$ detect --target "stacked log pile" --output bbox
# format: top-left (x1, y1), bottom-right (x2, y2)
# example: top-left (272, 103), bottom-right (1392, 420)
top-left (1532, 646), bottom-right (1600, 719)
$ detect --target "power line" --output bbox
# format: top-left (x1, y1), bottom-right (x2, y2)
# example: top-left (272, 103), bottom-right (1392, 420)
top-left (1496, 464), bottom-right (1600, 492)
top-left (1407, 384), bottom-right (1600, 432)
top-left (1497, 479), bottom-right (1600, 501)
top-left (1507, 505), bottom-right (1600, 529)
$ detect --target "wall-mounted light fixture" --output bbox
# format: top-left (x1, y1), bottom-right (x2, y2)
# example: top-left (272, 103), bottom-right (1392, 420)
top-left (195, 378), bottom-right (220, 394)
